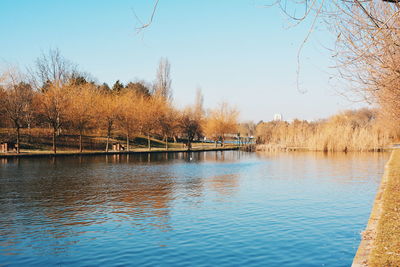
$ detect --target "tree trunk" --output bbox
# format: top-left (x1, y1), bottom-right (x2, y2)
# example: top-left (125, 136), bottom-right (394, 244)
top-left (106, 134), bottom-right (110, 152)
top-left (79, 129), bottom-right (83, 152)
top-left (165, 136), bottom-right (168, 150)
top-left (187, 139), bottom-right (191, 151)
top-left (53, 127), bottom-right (57, 154)
top-left (126, 133), bottom-right (130, 152)
top-left (215, 141), bottom-right (217, 148)
top-left (27, 126), bottom-right (32, 143)
top-left (106, 122), bottom-right (112, 152)
top-left (16, 126), bottom-right (20, 154)
top-left (147, 133), bottom-right (151, 151)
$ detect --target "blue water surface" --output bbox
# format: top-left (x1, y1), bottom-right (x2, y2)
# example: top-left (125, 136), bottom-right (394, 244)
top-left (0, 151), bottom-right (388, 266)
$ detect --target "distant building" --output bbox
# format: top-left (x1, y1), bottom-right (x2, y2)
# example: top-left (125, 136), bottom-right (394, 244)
top-left (273, 113), bottom-right (283, 121)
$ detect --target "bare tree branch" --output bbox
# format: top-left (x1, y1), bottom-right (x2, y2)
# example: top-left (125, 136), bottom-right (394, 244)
top-left (134, 0), bottom-right (160, 33)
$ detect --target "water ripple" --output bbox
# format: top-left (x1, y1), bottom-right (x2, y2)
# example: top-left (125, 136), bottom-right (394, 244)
top-left (0, 151), bottom-right (388, 266)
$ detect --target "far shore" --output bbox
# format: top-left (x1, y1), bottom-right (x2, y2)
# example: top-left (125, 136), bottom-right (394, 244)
top-left (255, 144), bottom-right (392, 153)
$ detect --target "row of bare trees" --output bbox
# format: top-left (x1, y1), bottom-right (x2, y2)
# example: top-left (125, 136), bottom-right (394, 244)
top-left (0, 50), bottom-right (239, 153)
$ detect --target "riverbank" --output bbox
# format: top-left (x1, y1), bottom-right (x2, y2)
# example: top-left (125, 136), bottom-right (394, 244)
top-left (256, 144), bottom-right (390, 152)
top-left (352, 149), bottom-right (400, 266)
top-left (0, 146), bottom-right (239, 159)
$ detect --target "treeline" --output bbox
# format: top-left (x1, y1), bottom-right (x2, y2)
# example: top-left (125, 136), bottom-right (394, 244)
top-left (256, 108), bottom-right (397, 152)
top-left (0, 49), bottom-right (239, 153)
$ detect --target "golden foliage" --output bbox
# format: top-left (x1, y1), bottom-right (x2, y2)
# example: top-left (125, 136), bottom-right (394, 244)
top-left (204, 102), bottom-right (239, 145)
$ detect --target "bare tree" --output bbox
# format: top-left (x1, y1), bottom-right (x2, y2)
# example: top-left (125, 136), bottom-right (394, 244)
top-left (65, 83), bottom-right (97, 152)
top-left (0, 69), bottom-right (33, 153)
top-left (153, 57), bottom-right (172, 102)
top-left (157, 101), bottom-right (177, 150)
top-left (97, 91), bottom-right (119, 152)
top-left (116, 90), bottom-right (140, 151)
top-left (38, 84), bottom-right (70, 153)
top-left (179, 107), bottom-right (203, 150)
top-left (134, 0), bottom-right (160, 32)
top-left (268, 1), bottom-right (400, 131)
top-left (194, 88), bottom-right (204, 120)
top-left (205, 102), bottom-right (239, 147)
top-left (138, 95), bottom-right (160, 150)
top-left (30, 49), bottom-right (81, 153)
top-left (30, 48), bottom-right (76, 90)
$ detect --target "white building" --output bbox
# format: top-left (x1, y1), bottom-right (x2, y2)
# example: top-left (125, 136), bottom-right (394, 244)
top-left (273, 113), bottom-right (283, 121)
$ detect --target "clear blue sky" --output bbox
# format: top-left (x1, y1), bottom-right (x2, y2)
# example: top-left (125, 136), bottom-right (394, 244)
top-left (0, 0), bottom-right (362, 122)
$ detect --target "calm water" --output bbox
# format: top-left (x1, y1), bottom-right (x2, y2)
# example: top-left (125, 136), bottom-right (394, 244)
top-left (0, 151), bottom-right (388, 266)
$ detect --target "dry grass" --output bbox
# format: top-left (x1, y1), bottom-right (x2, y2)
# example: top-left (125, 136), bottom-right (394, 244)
top-left (368, 149), bottom-right (400, 266)
top-left (256, 109), bottom-right (396, 152)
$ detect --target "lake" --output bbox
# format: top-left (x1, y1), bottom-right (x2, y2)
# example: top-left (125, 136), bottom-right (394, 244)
top-left (0, 151), bottom-right (389, 266)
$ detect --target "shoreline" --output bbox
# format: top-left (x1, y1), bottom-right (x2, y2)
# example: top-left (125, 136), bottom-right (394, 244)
top-left (0, 146), bottom-right (239, 159)
top-left (255, 144), bottom-right (391, 152)
top-left (352, 149), bottom-right (400, 266)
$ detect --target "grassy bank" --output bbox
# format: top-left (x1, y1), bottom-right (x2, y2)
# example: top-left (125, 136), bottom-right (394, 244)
top-left (0, 128), bottom-right (241, 157)
top-left (0, 131), bottom-right (238, 158)
top-left (368, 149), bottom-right (400, 266)
top-left (0, 146), bottom-right (239, 158)
top-left (0, 128), bottom-right (179, 151)
top-left (353, 149), bottom-right (400, 266)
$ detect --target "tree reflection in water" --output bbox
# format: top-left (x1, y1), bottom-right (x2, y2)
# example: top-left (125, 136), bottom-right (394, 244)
top-left (0, 151), bottom-right (386, 266)
top-left (0, 151), bottom-right (243, 251)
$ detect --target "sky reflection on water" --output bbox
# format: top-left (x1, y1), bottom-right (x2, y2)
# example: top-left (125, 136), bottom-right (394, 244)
top-left (0, 151), bottom-right (389, 266)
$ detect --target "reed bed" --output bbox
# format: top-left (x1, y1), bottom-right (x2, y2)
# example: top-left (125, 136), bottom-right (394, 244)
top-left (256, 109), bottom-right (396, 152)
